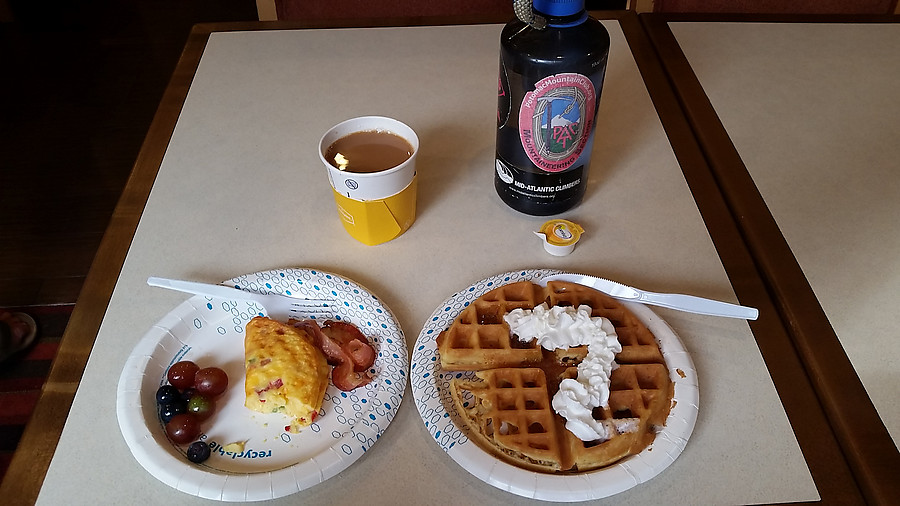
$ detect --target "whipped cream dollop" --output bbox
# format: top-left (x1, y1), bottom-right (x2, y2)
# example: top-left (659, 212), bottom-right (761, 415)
top-left (504, 303), bottom-right (622, 441)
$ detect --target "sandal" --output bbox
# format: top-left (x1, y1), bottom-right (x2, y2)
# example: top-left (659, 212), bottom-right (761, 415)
top-left (0, 311), bottom-right (38, 363)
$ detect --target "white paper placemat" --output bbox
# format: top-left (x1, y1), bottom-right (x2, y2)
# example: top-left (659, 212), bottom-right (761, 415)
top-left (671, 21), bottom-right (900, 447)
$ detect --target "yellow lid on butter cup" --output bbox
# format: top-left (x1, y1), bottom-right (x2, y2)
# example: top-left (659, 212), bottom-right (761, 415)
top-left (534, 219), bottom-right (584, 256)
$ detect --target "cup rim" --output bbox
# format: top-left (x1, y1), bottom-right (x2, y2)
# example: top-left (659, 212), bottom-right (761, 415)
top-left (318, 116), bottom-right (419, 178)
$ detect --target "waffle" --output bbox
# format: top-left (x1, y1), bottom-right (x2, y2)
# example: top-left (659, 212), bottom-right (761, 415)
top-left (438, 280), bottom-right (673, 473)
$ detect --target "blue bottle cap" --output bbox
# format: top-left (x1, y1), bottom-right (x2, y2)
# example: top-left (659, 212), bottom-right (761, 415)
top-left (532, 0), bottom-right (585, 17)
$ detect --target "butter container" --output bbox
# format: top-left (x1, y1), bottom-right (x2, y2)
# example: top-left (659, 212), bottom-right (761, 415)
top-left (535, 219), bottom-right (584, 256)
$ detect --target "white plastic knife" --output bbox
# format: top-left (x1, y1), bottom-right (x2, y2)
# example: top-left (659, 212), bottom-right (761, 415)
top-left (539, 273), bottom-right (759, 320)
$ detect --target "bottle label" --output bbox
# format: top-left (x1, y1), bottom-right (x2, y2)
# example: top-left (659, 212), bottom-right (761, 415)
top-left (518, 73), bottom-right (596, 173)
top-left (495, 157), bottom-right (584, 203)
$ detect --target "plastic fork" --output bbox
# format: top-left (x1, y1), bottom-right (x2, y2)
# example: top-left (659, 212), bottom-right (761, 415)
top-left (147, 276), bottom-right (336, 320)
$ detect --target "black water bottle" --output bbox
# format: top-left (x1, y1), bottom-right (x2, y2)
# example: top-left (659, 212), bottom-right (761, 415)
top-left (495, 0), bottom-right (610, 215)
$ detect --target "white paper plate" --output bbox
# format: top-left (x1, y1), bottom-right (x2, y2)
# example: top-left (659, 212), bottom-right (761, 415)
top-left (411, 269), bottom-right (698, 502)
top-left (117, 268), bottom-right (408, 502)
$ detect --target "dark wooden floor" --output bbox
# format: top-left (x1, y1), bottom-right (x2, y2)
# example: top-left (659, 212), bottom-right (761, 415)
top-left (0, 0), bottom-right (259, 308)
top-left (0, 304), bottom-right (71, 481)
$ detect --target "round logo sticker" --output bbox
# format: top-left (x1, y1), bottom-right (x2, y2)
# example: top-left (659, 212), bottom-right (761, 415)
top-left (495, 159), bottom-right (514, 184)
top-left (519, 73), bottom-right (596, 173)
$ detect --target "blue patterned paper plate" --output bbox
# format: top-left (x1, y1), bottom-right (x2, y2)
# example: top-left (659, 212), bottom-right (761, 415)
top-left (411, 269), bottom-right (698, 502)
top-left (116, 268), bottom-right (407, 502)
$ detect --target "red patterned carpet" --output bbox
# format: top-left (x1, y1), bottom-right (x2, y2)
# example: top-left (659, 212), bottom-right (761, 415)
top-left (0, 305), bottom-right (72, 481)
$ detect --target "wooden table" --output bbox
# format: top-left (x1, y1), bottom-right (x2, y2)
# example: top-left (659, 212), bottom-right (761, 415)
top-left (0, 11), bottom-right (865, 504)
top-left (642, 12), bottom-right (900, 505)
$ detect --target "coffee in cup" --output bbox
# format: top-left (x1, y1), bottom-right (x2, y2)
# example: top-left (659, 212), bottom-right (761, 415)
top-left (324, 130), bottom-right (414, 174)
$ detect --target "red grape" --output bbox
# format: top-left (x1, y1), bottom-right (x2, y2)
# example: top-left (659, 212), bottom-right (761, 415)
top-left (166, 413), bottom-right (201, 445)
top-left (167, 361), bottom-right (199, 390)
top-left (194, 367), bottom-right (228, 397)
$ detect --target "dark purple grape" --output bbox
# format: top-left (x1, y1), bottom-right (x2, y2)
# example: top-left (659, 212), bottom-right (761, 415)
top-left (158, 400), bottom-right (186, 424)
top-left (156, 385), bottom-right (180, 405)
top-left (186, 441), bottom-right (211, 463)
top-left (180, 387), bottom-right (197, 403)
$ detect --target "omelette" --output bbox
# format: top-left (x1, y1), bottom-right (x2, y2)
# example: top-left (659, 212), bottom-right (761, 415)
top-left (244, 316), bottom-right (329, 432)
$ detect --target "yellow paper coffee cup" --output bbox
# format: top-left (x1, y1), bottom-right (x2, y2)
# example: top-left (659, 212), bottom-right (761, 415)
top-left (319, 116), bottom-right (418, 245)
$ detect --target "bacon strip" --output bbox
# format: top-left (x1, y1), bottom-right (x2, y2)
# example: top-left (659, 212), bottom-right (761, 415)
top-left (322, 320), bottom-right (377, 372)
top-left (293, 320), bottom-right (376, 391)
